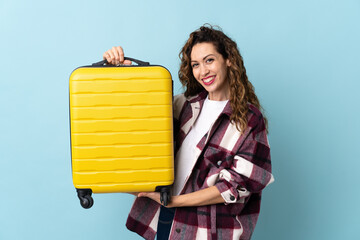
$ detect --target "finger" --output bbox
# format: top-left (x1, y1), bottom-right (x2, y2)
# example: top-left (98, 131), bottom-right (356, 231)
top-left (117, 46), bottom-right (125, 63)
top-left (106, 50), bottom-right (115, 65)
top-left (103, 51), bottom-right (110, 63)
top-left (137, 192), bottom-right (147, 197)
top-left (123, 59), bottom-right (132, 65)
top-left (126, 192), bottom-right (139, 196)
top-left (112, 46), bottom-right (120, 65)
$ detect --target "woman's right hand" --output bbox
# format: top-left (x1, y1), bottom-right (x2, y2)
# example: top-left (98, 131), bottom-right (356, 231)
top-left (103, 46), bottom-right (132, 66)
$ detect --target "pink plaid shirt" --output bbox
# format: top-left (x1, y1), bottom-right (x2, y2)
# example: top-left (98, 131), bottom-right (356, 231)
top-left (126, 91), bottom-right (274, 240)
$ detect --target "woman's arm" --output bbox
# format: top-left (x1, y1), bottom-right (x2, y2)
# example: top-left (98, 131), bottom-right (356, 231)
top-left (141, 111), bottom-right (274, 208)
top-left (137, 186), bottom-right (225, 208)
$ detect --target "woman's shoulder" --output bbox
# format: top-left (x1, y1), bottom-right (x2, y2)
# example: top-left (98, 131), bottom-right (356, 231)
top-left (173, 91), bottom-right (206, 112)
top-left (247, 103), bottom-right (267, 133)
top-left (173, 93), bottom-right (187, 108)
top-left (247, 103), bottom-right (263, 118)
top-left (173, 93), bottom-right (187, 119)
top-left (174, 93), bottom-right (185, 102)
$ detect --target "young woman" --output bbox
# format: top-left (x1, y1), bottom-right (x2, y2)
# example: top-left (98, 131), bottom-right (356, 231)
top-left (103, 25), bottom-right (274, 240)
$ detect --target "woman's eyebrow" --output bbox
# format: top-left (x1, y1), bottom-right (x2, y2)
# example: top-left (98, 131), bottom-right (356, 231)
top-left (191, 54), bottom-right (215, 62)
top-left (203, 54), bottom-right (215, 60)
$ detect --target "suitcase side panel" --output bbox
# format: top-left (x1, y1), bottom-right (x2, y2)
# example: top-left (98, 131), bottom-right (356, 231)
top-left (70, 66), bottom-right (174, 193)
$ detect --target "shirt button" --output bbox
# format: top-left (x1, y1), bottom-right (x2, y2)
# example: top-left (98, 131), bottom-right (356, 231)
top-left (230, 195), bottom-right (235, 201)
top-left (176, 228), bottom-right (181, 233)
top-left (217, 160), bottom-right (222, 166)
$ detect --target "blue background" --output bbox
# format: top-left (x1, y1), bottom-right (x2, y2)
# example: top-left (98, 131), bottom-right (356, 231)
top-left (1, 0), bottom-right (359, 239)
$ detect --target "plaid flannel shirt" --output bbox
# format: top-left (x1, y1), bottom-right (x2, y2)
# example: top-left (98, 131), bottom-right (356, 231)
top-left (126, 91), bottom-right (274, 240)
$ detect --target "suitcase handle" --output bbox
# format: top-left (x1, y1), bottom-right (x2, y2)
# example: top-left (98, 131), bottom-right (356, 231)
top-left (92, 57), bottom-right (150, 66)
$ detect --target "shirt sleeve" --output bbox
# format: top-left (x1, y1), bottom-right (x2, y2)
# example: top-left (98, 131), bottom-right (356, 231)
top-left (215, 113), bottom-right (274, 204)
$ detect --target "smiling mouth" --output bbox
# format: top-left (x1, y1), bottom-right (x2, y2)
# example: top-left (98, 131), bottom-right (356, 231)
top-left (202, 75), bottom-right (215, 85)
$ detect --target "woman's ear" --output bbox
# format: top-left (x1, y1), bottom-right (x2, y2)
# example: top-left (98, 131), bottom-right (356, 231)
top-left (226, 59), bottom-right (231, 67)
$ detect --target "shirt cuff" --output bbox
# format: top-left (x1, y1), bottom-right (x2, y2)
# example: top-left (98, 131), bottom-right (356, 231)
top-left (215, 180), bottom-right (238, 204)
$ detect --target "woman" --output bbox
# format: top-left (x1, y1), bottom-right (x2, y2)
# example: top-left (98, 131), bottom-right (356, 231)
top-left (103, 25), bottom-right (274, 240)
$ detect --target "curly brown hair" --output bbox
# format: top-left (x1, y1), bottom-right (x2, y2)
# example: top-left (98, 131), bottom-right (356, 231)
top-left (178, 24), bottom-right (267, 133)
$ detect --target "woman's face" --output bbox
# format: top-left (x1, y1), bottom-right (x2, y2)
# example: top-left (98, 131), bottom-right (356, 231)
top-left (190, 42), bottom-right (231, 101)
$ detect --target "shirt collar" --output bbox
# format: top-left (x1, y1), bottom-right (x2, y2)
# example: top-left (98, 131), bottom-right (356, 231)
top-left (222, 101), bottom-right (232, 117)
top-left (186, 90), bottom-right (233, 117)
top-left (186, 90), bottom-right (208, 103)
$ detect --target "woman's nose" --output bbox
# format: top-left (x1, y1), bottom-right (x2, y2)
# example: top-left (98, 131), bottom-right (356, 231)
top-left (200, 65), bottom-right (209, 77)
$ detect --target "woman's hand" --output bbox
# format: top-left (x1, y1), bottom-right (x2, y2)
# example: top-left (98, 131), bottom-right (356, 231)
top-left (138, 192), bottom-right (176, 208)
top-left (103, 46), bottom-right (132, 66)
top-left (138, 192), bottom-right (163, 205)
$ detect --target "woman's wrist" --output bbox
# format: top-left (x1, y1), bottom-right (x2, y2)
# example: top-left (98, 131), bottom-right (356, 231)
top-left (167, 186), bottom-right (224, 208)
top-left (168, 195), bottom-right (183, 208)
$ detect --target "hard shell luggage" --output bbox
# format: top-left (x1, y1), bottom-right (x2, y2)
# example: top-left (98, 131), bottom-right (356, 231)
top-left (69, 58), bottom-right (174, 209)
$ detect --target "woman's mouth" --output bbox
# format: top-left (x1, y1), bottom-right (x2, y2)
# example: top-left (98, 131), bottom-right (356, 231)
top-left (202, 75), bottom-right (216, 86)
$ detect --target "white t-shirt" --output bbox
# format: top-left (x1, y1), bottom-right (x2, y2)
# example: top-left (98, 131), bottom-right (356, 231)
top-left (172, 96), bottom-right (228, 196)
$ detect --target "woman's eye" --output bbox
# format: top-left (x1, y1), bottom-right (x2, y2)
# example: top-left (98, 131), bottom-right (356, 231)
top-left (206, 58), bottom-right (214, 63)
top-left (192, 63), bottom-right (199, 68)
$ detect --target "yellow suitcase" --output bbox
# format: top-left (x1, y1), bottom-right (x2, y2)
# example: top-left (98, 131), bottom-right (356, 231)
top-left (69, 58), bottom-right (174, 208)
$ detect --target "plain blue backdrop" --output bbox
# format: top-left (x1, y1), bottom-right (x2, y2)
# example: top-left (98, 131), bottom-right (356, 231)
top-left (1, 0), bottom-right (359, 239)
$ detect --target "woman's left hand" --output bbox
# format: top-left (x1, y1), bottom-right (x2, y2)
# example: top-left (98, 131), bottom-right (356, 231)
top-left (137, 192), bottom-right (164, 206)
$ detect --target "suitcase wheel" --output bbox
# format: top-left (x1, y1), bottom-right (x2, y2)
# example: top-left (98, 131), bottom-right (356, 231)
top-left (160, 191), bottom-right (170, 206)
top-left (80, 195), bottom-right (94, 209)
top-left (156, 186), bottom-right (171, 206)
top-left (76, 189), bottom-right (94, 209)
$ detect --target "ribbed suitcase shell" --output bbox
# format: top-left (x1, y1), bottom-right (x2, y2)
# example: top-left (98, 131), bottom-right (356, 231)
top-left (69, 65), bottom-right (174, 194)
